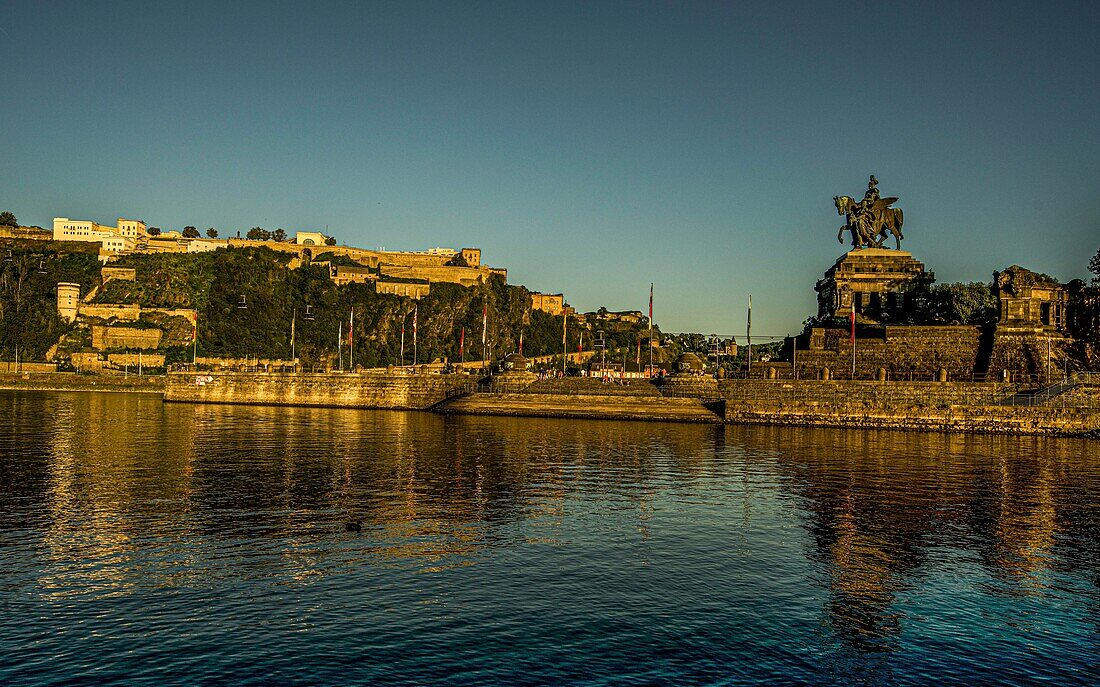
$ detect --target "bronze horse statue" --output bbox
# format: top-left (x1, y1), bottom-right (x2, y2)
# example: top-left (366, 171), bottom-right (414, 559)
top-left (834, 195), bottom-right (904, 249)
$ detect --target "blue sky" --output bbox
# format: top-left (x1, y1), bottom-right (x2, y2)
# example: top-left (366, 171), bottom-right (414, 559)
top-left (2, 1), bottom-right (1097, 337)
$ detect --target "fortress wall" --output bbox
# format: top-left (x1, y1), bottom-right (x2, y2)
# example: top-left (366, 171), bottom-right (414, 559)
top-left (92, 326), bottom-right (162, 351)
top-left (0, 226), bottom-right (52, 240)
top-left (379, 264), bottom-right (489, 286)
top-left (164, 371), bottom-right (471, 410)
top-left (374, 252), bottom-right (454, 268)
top-left (376, 281), bottom-right (430, 299)
top-left (79, 304), bottom-right (142, 321)
top-left (101, 267), bottom-right (136, 282)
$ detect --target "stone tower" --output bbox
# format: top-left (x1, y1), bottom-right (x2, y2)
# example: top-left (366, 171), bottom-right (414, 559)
top-left (57, 283), bottom-right (80, 323)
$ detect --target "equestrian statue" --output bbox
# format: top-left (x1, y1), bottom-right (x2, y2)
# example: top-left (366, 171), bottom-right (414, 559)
top-left (834, 175), bottom-right (905, 249)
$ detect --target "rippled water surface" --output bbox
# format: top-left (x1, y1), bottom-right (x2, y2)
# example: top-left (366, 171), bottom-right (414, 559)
top-left (2, 391), bottom-right (1099, 685)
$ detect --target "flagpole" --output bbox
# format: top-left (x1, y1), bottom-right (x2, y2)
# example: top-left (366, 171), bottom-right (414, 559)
top-left (562, 312), bottom-right (568, 375)
top-left (460, 326), bottom-right (465, 365)
top-left (338, 321), bottom-right (343, 371)
top-left (482, 301), bottom-right (488, 374)
top-left (291, 308), bottom-right (296, 364)
top-left (400, 314), bottom-right (405, 366)
top-left (413, 304), bottom-right (418, 367)
top-left (648, 283), bottom-right (654, 376)
top-left (850, 309), bottom-right (856, 379)
top-left (349, 310), bottom-right (354, 370)
top-left (747, 294), bottom-right (752, 378)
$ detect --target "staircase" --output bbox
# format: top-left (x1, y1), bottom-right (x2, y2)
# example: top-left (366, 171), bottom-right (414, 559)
top-left (997, 378), bottom-right (1079, 406)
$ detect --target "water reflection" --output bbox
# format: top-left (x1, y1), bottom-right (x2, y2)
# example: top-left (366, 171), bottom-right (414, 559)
top-left (770, 428), bottom-right (1100, 654)
top-left (2, 391), bottom-right (1100, 683)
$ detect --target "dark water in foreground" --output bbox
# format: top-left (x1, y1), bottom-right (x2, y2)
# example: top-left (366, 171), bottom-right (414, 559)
top-left (1, 392), bottom-right (1099, 686)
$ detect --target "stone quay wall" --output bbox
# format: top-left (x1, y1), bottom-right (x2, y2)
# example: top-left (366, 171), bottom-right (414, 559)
top-left (724, 399), bottom-right (1100, 437)
top-left (718, 379), bottom-right (1016, 406)
top-left (437, 392), bottom-right (723, 423)
top-left (164, 371), bottom-right (472, 410)
top-left (0, 372), bottom-right (165, 394)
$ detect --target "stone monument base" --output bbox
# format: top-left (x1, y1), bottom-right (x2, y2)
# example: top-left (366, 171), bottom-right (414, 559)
top-left (815, 248), bottom-right (934, 323)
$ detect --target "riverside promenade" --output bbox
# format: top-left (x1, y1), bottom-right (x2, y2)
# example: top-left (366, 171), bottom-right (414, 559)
top-left (156, 370), bottom-right (1100, 437)
top-left (3, 369), bottom-right (1096, 436)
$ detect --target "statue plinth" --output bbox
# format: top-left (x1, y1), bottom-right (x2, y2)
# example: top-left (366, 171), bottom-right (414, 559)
top-left (815, 249), bottom-right (935, 322)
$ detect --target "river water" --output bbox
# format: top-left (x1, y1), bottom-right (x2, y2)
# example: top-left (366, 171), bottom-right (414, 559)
top-left (1, 391), bottom-right (1098, 686)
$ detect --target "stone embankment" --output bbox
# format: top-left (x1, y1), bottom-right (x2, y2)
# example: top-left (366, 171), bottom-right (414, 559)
top-left (9, 369), bottom-right (1089, 437)
top-left (0, 372), bottom-right (165, 394)
top-left (164, 371), bottom-right (471, 409)
top-left (437, 392), bottom-right (723, 423)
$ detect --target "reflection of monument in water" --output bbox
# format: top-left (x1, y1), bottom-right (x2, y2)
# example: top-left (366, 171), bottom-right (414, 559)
top-left (774, 429), bottom-right (1098, 652)
top-left (784, 175), bottom-right (1082, 380)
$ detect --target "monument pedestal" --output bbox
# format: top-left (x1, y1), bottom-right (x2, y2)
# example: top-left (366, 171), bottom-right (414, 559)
top-left (815, 248), bottom-right (934, 323)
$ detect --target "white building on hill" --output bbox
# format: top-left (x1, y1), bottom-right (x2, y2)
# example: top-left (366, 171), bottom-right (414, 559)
top-left (53, 217), bottom-right (146, 253)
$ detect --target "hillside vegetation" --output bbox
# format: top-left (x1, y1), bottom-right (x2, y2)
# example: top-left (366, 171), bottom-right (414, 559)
top-left (2, 242), bottom-right (660, 368)
top-left (0, 241), bottom-right (101, 360)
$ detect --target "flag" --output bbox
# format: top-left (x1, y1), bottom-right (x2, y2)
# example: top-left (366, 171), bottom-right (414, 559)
top-left (460, 326), bottom-right (465, 359)
top-left (577, 332), bottom-right (583, 353)
top-left (482, 302), bottom-right (488, 359)
top-left (850, 308), bottom-right (856, 344)
top-left (636, 337), bottom-right (641, 365)
top-left (563, 312), bottom-right (568, 345)
top-left (649, 283), bottom-right (653, 322)
top-left (519, 331), bottom-right (524, 356)
top-left (290, 310), bottom-right (295, 350)
top-left (413, 305), bottom-right (418, 345)
top-left (348, 310), bottom-right (354, 346)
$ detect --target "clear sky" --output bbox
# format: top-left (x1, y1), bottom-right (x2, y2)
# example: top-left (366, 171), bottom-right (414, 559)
top-left (2, 1), bottom-right (1098, 338)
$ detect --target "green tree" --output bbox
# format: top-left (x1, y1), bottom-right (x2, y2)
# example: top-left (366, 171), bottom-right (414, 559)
top-left (920, 282), bottom-right (998, 325)
top-left (148, 227), bottom-right (161, 236)
top-left (0, 211), bottom-right (17, 227)
top-left (325, 236), bottom-right (337, 246)
top-left (1089, 246), bottom-right (1100, 286)
top-left (182, 226), bottom-right (201, 238)
top-left (246, 227), bottom-right (270, 241)
top-left (206, 228), bottom-right (218, 239)
top-left (273, 228), bottom-right (287, 242)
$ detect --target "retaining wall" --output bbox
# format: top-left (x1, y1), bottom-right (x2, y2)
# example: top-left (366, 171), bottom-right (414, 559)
top-left (718, 379), bottom-right (1016, 405)
top-left (437, 392), bottom-right (723, 423)
top-left (164, 371), bottom-right (471, 409)
top-left (725, 399), bottom-right (1100, 436)
top-left (0, 372), bottom-right (165, 394)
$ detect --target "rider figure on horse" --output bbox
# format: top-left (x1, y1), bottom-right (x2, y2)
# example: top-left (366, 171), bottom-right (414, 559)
top-left (855, 175), bottom-right (880, 246)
